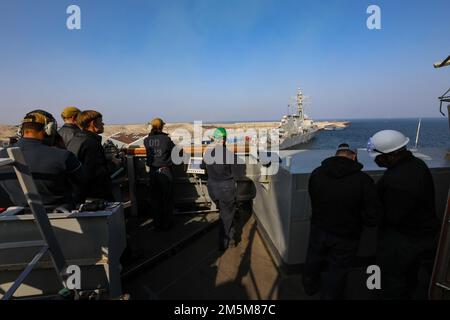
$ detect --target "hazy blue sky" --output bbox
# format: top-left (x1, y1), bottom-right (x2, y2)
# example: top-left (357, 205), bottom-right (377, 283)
top-left (1, 0), bottom-right (450, 124)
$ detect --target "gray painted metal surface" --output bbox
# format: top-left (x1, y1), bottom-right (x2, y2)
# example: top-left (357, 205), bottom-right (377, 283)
top-left (0, 205), bottom-right (126, 299)
top-left (0, 148), bottom-right (69, 300)
top-left (125, 154), bottom-right (255, 215)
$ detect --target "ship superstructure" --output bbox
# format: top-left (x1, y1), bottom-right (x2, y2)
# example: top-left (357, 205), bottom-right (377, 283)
top-left (275, 88), bottom-right (319, 150)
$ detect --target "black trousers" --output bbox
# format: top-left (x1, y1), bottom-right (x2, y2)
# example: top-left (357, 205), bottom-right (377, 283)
top-left (377, 229), bottom-right (436, 300)
top-left (207, 179), bottom-right (236, 249)
top-left (303, 225), bottom-right (359, 300)
top-left (149, 169), bottom-right (173, 229)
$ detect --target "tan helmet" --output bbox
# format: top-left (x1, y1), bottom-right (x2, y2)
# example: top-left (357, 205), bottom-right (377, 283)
top-left (150, 118), bottom-right (166, 128)
top-left (61, 106), bottom-right (81, 120)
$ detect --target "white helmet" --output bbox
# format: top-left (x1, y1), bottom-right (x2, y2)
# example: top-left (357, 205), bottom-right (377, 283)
top-left (367, 130), bottom-right (410, 154)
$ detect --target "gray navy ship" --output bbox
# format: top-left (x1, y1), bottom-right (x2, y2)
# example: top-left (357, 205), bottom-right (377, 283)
top-left (275, 88), bottom-right (319, 150)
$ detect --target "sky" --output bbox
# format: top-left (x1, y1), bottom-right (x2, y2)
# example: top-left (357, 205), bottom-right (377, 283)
top-left (1, 0), bottom-right (450, 124)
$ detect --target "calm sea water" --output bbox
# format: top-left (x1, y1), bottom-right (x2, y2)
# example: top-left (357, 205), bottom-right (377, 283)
top-left (309, 118), bottom-right (449, 150)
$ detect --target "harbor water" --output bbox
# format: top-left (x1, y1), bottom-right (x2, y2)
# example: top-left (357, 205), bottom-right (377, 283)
top-left (310, 118), bottom-right (449, 150)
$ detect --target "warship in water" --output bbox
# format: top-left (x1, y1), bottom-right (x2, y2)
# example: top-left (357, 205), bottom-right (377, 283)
top-left (275, 88), bottom-right (319, 150)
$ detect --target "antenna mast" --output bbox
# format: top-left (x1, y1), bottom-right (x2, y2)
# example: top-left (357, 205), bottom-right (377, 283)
top-left (414, 118), bottom-right (422, 149)
top-left (297, 88), bottom-right (304, 121)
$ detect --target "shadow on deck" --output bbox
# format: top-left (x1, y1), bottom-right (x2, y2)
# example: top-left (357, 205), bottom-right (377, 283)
top-left (122, 206), bottom-right (318, 300)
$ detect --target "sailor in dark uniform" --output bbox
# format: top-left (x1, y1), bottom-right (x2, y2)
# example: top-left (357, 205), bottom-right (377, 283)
top-left (304, 143), bottom-right (381, 299)
top-left (58, 106), bottom-right (81, 147)
top-left (0, 110), bottom-right (85, 210)
top-left (67, 110), bottom-right (113, 202)
top-left (144, 118), bottom-right (175, 230)
top-left (202, 128), bottom-right (238, 251)
top-left (369, 130), bottom-right (439, 299)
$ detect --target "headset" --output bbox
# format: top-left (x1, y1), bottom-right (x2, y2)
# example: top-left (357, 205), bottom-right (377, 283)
top-left (19, 110), bottom-right (58, 137)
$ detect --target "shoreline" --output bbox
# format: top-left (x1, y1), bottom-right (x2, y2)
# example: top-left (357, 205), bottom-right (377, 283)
top-left (4, 116), bottom-right (447, 142)
top-left (0, 120), bottom-right (349, 143)
top-left (100, 121), bottom-right (350, 137)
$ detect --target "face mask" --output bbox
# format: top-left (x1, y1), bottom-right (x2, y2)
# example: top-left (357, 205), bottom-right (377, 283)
top-left (375, 154), bottom-right (393, 168)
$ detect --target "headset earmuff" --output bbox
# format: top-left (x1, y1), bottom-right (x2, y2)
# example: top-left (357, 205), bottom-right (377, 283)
top-left (21, 111), bottom-right (57, 137)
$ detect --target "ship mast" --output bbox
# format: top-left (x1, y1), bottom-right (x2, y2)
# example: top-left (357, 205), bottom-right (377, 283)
top-left (296, 88), bottom-right (304, 121)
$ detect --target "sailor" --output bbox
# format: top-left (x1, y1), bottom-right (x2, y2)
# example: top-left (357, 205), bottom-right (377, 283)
top-left (202, 128), bottom-right (239, 251)
top-left (303, 143), bottom-right (381, 299)
top-left (144, 118), bottom-right (175, 230)
top-left (58, 106), bottom-right (81, 147)
top-left (0, 110), bottom-right (85, 210)
top-left (368, 130), bottom-right (439, 299)
top-left (67, 110), bottom-right (114, 202)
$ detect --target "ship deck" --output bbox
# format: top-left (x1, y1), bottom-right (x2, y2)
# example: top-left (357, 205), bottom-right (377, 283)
top-left (120, 207), bottom-right (422, 300)
top-left (122, 208), bottom-right (311, 300)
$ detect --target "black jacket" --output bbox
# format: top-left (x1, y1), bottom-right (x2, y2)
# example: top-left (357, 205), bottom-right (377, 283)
top-left (308, 156), bottom-right (381, 239)
top-left (377, 151), bottom-right (438, 237)
top-left (143, 132), bottom-right (175, 169)
top-left (0, 138), bottom-right (85, 209)
top-left (202, 144), bottom-right (238, 182)
top-left (67, 130), bottom-right (113, 201)
top-left (58, 123), bottom-right (80, 147)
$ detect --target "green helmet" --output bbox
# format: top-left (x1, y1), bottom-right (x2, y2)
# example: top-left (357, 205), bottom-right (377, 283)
top-left (213, 127), bottom-right (227, 141)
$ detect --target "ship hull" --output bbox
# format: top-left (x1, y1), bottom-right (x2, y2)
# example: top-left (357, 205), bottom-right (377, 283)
top-left (278, 129), bottom-right (318, 150)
